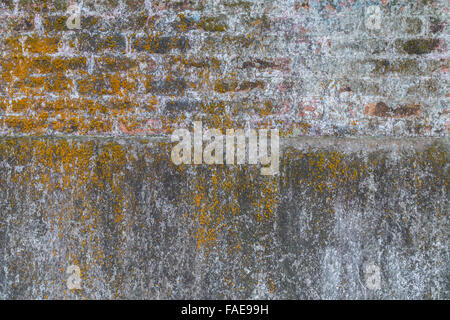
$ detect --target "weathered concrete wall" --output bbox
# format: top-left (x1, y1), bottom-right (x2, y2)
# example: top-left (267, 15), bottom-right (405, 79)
top-left (0, 137), bottom-right (448, 299)
top-left (0, 0), bottom-right (448, 299)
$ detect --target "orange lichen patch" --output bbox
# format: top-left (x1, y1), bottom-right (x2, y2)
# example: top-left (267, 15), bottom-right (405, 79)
top-left (41, 98), bottom-right (75, 112)
top-left (109, 73), bottom-right (137, 96)
top-left (77, 72), bottom-right (137, 96)
top-left (190, 168), bottom-right (238, 250)
top-left (43, 15), bottom-right (67, 32)
top-left (158, 114), bottom-right (187, 134)
top-left (0, 138), bottom-right (134, 297)
top-left (257, 100), bottom-right (275, 117)
top-left (1, 53), bottom-right (84, 97)
top-left (45, 73), bottom-right (74, 93)
top-left (0, 99), bottom-right (6, 111)
top-left (97, 55), bottom-right (137, 71)
top-left (11, 76), bottom-right (45, 95)
top-left (252, 177), bottom-right (279, 222)
top-left (145, 95), bottom-right (158, 111)
top-left (4, 116), bottom-right (37, 133)
top-left (0, 91), bottom-right (312, 135)
top-left (51, 56), bottom-right (87, 72)
top-left (24, 36), bottom-right (60, 54)
top-left (3, 36), bottom-right (23, 53)
top-left (31, 56), bottom-right (53, 73)
top-left (281, 149), bottom-right (367, 195)
top-left (76, 75), bottom-right (95, 95)
top-left (199, 101), bottom-right (234, 129)
top-left (175, 13), bottom-right (190, 32)
top-left (104, 35), bottom-right (120, 50)
top-left (118, 116), bottom-right (142, 133)
top-left (134, 33), bottom-right (188, 54)
top-left (214, 79), bottom-right (238, 93)
top-left (48, 98), bottom-right (106, 115)
top-left (188, 165), bottom-right (279, 250)
top-left (289, 121), bottom-right (311, 135)
top-left (108, 96), bottom-right (138, 112)
top-left (2, 111), bottom-right (113, 135)
top-left (9, 98), bottom-right (36, 112)
top-left (86, 117), bottom-right (113, 134)
top-left (1, 56), bottom-right (33, 83)
top-left (198, 16), bottom-right (228, 32)
top-left (0, 94), bottom-right (158, 135)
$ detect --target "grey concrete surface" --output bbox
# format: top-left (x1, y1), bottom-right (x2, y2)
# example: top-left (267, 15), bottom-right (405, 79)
top-left (0, 136), bottom-right (447, 299)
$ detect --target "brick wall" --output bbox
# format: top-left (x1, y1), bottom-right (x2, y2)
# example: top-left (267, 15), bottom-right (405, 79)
top-left (0, 0), bottom-right (447, 136)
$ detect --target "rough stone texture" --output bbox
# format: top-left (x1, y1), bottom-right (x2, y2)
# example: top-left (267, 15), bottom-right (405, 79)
top-left (0, 137), bottom-right (448, 299)
top-left (0, 0), bottom-right (448, 299)
top-left (0, 0), bottom-right (448, 136)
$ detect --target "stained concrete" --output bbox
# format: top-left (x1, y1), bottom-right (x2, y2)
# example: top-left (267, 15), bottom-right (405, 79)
top-left (0, 136), bottom-right (447, 299)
